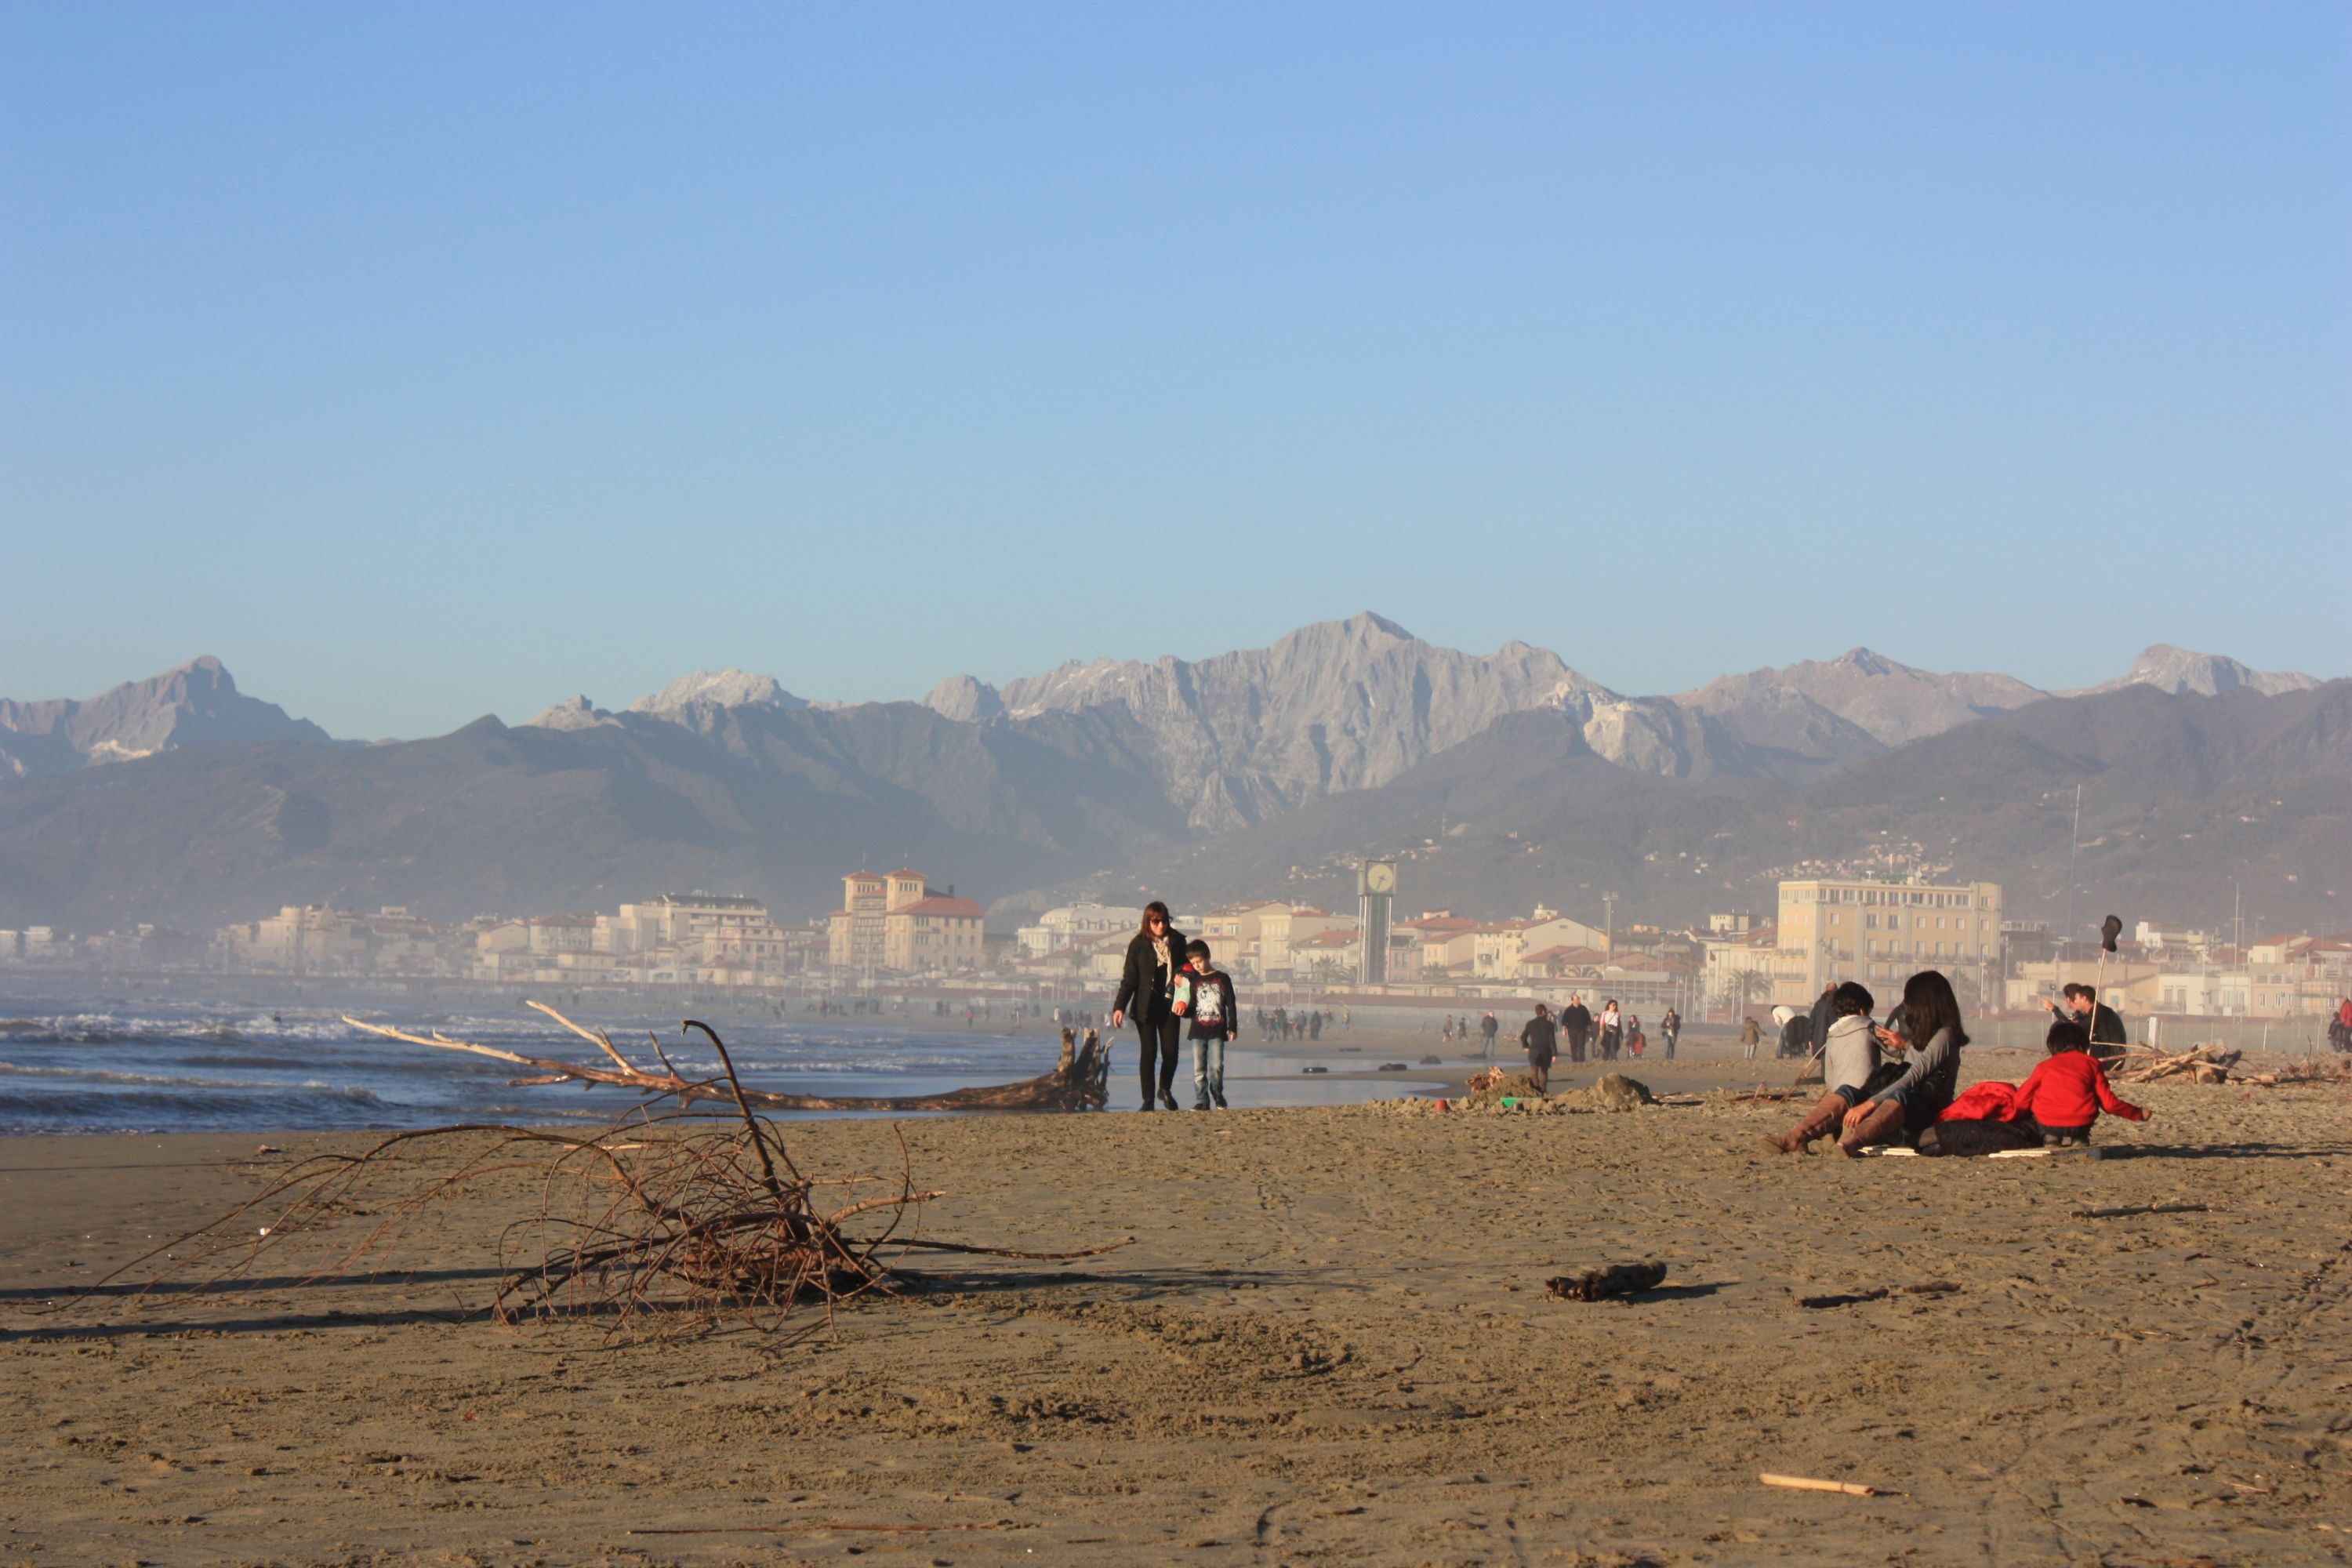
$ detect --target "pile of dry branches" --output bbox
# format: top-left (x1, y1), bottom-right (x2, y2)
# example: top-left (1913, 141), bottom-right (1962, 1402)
top-left (2113, 1044), bottom-right (2243, 1085)
top-left (93, 1009), bottom-right (1120, 1338)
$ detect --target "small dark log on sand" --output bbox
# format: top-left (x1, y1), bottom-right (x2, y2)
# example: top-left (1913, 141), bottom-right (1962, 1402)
top-left (343, 1004), bottom-right (1113, 1113)
top-left (1546, 1261), bottom-right (1668, 1301)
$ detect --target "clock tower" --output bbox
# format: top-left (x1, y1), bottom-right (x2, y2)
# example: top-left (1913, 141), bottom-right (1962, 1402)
top-left (1357, 860), bottom-right (1396, 985)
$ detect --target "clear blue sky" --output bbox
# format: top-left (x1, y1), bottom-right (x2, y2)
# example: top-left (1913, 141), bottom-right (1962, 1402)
top-left (5, 2), bottom-right (2346, 739)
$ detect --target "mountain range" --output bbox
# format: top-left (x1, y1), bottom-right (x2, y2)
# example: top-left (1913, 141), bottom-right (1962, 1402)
top-left (0, 622), bottom-right (2337, 938)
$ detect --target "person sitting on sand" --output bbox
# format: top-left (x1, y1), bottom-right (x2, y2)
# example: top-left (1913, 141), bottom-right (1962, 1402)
top-left (2041, 983), bottom-right (2128, 1064)
top-left (1762, 982), bottom-right (1881, 1156)
top-left (1519, 1002), bottom-right (1558, 1093)
top-left (2010, 1019), bottom-right (2148, 1147)
top-left (1838, 970), bottom-right (1968, 1156)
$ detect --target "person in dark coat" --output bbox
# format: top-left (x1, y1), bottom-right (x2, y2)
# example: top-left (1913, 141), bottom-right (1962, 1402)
top-left (1112, 901), bottom-right (1190, 1111)
top-left (2043, 984), bottom-right (2128, 1064)
top-left (1519, 1003), bottom-right (1558, 1093)
top-left (1561, 995), bottom-right (1593, 1064)
top-left (1806, 983), bottom-right (1838, 1065)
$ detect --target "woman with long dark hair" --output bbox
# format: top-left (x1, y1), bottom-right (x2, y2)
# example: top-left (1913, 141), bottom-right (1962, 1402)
top-left (1838, 968), bottom-right (1968, 1156)
top-left (1111, 901), bottom-right (1189, 1111)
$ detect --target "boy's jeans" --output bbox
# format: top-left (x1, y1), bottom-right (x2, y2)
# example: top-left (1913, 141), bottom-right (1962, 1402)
top-left (1192, 1034), bottom-right (1226, 1109)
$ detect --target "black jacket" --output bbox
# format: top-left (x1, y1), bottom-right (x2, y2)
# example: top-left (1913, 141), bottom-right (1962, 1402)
top-left (1519, 1014), bottom-right (1557, 1062)
top-left (1808, 990), bottom-right (1838, 1056)
top-left (1561, 1004), bottom-right (1593, 1038)
top-left (1112, 926), bottom-right (1189, 1020)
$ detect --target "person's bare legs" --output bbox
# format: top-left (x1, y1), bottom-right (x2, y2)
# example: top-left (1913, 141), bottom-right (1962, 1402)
top-left (1837, 1099), bottom-right (1907, 1157)
top-left (1761, 1091), bottom-right (1846, 1155)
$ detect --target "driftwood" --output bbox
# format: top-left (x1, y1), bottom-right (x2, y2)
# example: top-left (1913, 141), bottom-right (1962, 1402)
top-left (1546, 1261), bottom-right (1668, 1301)
top-left (1760, 1473), bottom-right (1878, 1497)
top-left (1794, 1281), bottom-right (1960, 1309)
top-left (2113, 1044), bottom-right (2241, 1086)
top-left (2071, 1202), bottom-right (2208, 1220)
top-left (83, 1013), bottom-right (1124, 1340)
top-left (2241, 1061), bottom-right (2352, 1087)
top-left (341, 1003), bottom-right (1113, 1112)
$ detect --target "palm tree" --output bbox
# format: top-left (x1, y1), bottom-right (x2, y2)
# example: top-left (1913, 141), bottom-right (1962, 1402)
top-left (1723, 967), bottom-right (1772, 1025)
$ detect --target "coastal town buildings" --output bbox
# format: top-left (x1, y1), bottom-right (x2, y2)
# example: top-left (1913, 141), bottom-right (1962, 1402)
top-left (5, 871), bottom-right (2345, 1029)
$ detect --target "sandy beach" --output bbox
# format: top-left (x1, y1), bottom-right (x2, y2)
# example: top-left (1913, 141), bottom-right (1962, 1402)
top-left (3, 1049), bottom-right (2347, 1566)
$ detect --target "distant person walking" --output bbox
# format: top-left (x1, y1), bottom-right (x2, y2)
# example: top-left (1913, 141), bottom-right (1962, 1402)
top-left (1479, 1011), bottom-right (1500, 1060)
top-left (1598, 1000), bottom-right (1621, 1061)
top-left (1740, 1014), bottom-right (1762, 1060)
top-left (1660, 1007), bottom-right (1681, 1062)
top-left (1519, 1003), bottom-right (1558, 1093)
top-left (1112, 902), bottom-right (1190, 1112)
top-left (1562, 995), bottom-right (1592, 1065)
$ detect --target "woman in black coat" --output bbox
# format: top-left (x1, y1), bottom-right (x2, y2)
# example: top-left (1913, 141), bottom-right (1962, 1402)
top-left (1111, 901), bottom-right (1189, 1111)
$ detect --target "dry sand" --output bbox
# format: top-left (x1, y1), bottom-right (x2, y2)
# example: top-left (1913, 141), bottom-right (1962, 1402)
top-left (2, 1055), bottom-right (2348, 1567)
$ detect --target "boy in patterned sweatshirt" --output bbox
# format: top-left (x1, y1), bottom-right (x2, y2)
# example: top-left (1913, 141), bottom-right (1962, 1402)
top-left (1174, 939), bottom-right (1240, 1110)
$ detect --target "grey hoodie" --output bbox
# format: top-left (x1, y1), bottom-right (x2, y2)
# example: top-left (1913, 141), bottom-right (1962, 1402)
top-left (1822, 1013), bottom-right (1880, 1098)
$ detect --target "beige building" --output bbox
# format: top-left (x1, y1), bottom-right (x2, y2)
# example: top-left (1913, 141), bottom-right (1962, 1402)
top-left (601, 894), bottom-right (795, 971)
top-left (1257, 907), bottom-right (1355, 978)
top-left (1776, 877), bottom-right (2004, 1006)
top-left (827, 869), bottom-right (984, 974)
top-left (883, 894), bottom-right (987, 972)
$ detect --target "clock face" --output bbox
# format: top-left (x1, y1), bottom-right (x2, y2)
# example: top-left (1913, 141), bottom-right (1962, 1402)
top-left (1366, 862), bottom-right (1395, 894)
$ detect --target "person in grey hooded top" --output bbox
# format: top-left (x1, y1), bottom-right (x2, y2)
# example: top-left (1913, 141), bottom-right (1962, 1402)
top-left (1760, 981), bottom-right (1877, 1155)
top-left (1839, 969), bottom-right (1969, 1156)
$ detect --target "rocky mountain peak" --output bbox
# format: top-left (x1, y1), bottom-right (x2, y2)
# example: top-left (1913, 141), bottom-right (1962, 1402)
top-left (923, 674), bottom-right (1005, 724)
top-left (630, 669), bottom-right (805, 717)
top-left (2101, 644), bottom-right (2320, 699)
top-left (0, 656), bottom-right (332, 776)
top-left (524, 695), bottom-right (619, 731)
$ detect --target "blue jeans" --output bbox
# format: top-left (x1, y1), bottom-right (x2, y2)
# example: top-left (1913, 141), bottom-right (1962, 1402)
top-left (1192, 1034), bottom-right (1227, 1108)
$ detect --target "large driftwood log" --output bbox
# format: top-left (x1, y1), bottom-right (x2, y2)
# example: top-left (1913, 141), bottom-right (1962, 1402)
top-left (342, 1004), bottom-right (1115, 1112)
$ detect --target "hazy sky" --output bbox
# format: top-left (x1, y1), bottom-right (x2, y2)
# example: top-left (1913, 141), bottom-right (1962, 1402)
top-left (5, 3), bottom-right (2347, 739)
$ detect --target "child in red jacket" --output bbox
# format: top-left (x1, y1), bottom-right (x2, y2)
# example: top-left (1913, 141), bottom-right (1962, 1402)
top-left (2013, 1020), bottom-right (2149, 1147)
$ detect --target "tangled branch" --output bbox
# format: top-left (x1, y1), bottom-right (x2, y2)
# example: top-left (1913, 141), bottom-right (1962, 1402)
top-left (82, 1014), bottom-right (1123, 1340)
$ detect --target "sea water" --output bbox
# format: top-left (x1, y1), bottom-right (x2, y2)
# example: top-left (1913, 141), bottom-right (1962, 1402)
top-left (0, 986), bottom-right (1436, 1134)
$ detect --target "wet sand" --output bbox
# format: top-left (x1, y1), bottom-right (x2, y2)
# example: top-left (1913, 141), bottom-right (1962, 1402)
top-left (3, 1057), bottom-right (2347, 1566)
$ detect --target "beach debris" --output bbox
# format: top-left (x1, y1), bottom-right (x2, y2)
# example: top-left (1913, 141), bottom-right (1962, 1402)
top-left (1794, 1281), bottom-right (1960, 1309)
top-left (1580, 1073), bottom-right (1656, 1112)
top-left (1545, 1261), bottom-right (1668, 1301)
top-left (1301, 1065), bottom-right (1328, 1074)
top-left (2239, 1061), bottom-right (2352, 1087)
top-left (343, 1004), bottom-right (1114, 1112)
top-left (2112, 1044), bottom-right (2241, 1086)
top-left (1986, 1145), bottom-right (2100, 1160)
top-left (1376, 1062), bottom-right (1409, 1072)
top-left (1760, 1473), bottom-right (1879, 1497)
top-left (1418, 1054), bottom-right (1443, 1065)
top-left (2070, 1202), bottom-right (2209, 1220)
top-left (1465, 1065), bottom-right (1514, 1096)
top-left (84, 1011), bottom-right (1123, 1339)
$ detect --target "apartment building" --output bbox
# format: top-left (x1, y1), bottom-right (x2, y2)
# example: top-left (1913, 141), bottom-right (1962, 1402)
top-left (1776, 877), bottom-right (2004, 1005)
top-left (826, 869), bottom-right (985, 974)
